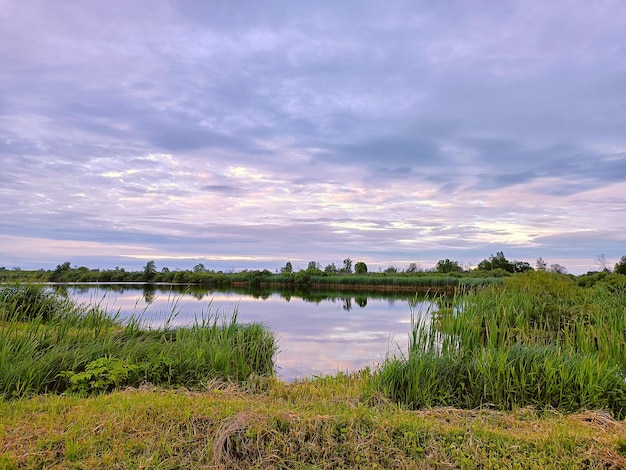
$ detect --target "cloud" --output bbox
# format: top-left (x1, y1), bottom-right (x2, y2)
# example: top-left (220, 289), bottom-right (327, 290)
top-left (1, 1), bottom-right (626, 274)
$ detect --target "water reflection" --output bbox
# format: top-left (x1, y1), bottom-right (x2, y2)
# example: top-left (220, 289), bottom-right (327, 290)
top-left (57, 284), bottom-right (431, 381)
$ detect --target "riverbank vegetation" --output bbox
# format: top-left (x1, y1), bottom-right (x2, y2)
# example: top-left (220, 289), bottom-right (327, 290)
top-left (2, 271), bottom-right (626, 467)
top-left (375, 271), bottom-right (626, 418)
top-left (0, 284), bottom-right (276, 399)
top-left (3, 252), bottom-right (625, 295)
top-left (0, 261), bottom-right (504, 292)
top-left (0, 252), bottom-right (538, 294)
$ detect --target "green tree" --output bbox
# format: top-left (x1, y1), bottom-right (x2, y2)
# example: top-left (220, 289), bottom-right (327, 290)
top-left (193, 263), bottom-right (206, 273)
top-left (614, 256), bottom-right (626, 275)
top-left (307, 261), bottom-right (321, 271)
top-left (342, 258), bottom-right (352, 274)
top-left (354, 261), bottom-right (368, 274)
top-left (282, 261), bottom-right (293, 274)
top-left (512, 261), bottom-right (533, 273)
top-left (143, 260), bottom-right (157, 282)
top-left (56, 261), bottom-right (71, 272)
top-left (478, 252), bottom-right (514, 273)
top-left (50, 261), bottom-right (72, 282)
top-left (435, 259), bottom-right (462, 273)
top-left (324, 263), bottom-right (338, 274)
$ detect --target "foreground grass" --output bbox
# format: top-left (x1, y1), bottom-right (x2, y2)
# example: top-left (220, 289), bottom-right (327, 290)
top-left (1, 375), bottom-right (625, 469)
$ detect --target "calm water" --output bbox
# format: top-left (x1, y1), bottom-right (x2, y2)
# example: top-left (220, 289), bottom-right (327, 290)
top-left (57, 284), bottom-right (432, 381)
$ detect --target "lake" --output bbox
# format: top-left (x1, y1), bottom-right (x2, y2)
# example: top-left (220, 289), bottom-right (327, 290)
top-left (56, 284), bottom-right (433, 381)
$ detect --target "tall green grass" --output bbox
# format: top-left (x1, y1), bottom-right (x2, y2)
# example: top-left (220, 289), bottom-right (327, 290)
top-left (0, 284), bottom-right (277, 398)
top-left (374, 272), bottom-right (626, 417)
top-left (377, 344), bottom-right (626, 415)
top-left (0, 283), bottom-right (76, 321)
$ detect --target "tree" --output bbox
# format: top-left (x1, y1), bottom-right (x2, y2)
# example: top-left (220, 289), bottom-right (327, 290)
top-left (50, 261), bottom-right (72, 281)
top-left (342, 258), bottom-right (352, 274)
top-left (549, 263), bottom-right (567, 275)
top-left (405, 262), bottom-right (421, 273)
top-left (435, 259), bottom-right (462, 273)
top-left (478, 252), bottom-right (514, 273)
top-left (193, 263), bottom-right (206, 273)
top-left (307, 261), bottom-right (321, 271)
top-left (614, 256), bottom-right (626, 275)
top-left (354, 261), bottom-right (368, 274)
top-left (596, 254), bottom-right (611, 272)
top-left (536, 257), bottom-right (547, 271)
top-left (282, 261), bottom-right (293, 274)
top-left (143, 260), bottom-right (157, 282)
top-left (324, 263), bottom-right (338, 274)
top-left (512, 261), bottom-right (533, 273)
top-left (56, 261), bottom-right (71, 272)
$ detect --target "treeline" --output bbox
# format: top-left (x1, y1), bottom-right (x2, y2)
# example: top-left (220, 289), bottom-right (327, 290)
top-left (2, 253), bottom-right (626, 291)
top-left (0, 263), bottom-right (502, 292)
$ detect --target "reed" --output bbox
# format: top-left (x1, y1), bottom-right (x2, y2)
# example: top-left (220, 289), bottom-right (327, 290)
top-left (374, 272), bottom-right (626, 416)
top-left (307, 275), bottom-right (501, 288)
top-left (0, 285), bottom-right (277, 398)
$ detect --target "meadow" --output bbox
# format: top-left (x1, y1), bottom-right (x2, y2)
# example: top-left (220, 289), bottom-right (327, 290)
top-left (1, 272), bottom-right (626, 468)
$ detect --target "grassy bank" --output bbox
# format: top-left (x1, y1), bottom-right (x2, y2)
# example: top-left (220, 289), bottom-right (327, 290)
top-left (375, 272), bottom-right (626, 417)
top-left (3, 277), bottom-right (626, 467)
top-left (1, 375), bottom-right (625, 469)
top-left (0, 284), bottom-right (276, 398)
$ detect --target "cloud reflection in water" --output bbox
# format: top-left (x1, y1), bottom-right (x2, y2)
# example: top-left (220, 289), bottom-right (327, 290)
top-left (65, 285), bottom-right (430, 381)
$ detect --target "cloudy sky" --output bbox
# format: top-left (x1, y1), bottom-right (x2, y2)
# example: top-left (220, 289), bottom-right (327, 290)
top-left (2, 1), bottom-right (625, 274)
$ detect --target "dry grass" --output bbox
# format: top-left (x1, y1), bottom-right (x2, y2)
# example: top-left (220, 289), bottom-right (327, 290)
top-left (1, 376), bottom-right (625, 469)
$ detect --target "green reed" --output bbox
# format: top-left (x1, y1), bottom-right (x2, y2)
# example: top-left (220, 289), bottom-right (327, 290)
top-left (375, 272), bottom-right (626, 417)
top-left (0, 284), bottom-right (277, 398)
top-left (307, 275), bottom-right (502, 288)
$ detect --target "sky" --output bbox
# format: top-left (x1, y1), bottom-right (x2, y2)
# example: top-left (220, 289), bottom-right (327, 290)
top-left (1, 1), bottom-right (625, 275)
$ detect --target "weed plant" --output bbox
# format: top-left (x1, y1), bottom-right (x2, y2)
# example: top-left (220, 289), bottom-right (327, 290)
top-left (375, 272), bottom-right (626, 417)
top-left (0, 284), bottom-right (276, 398)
